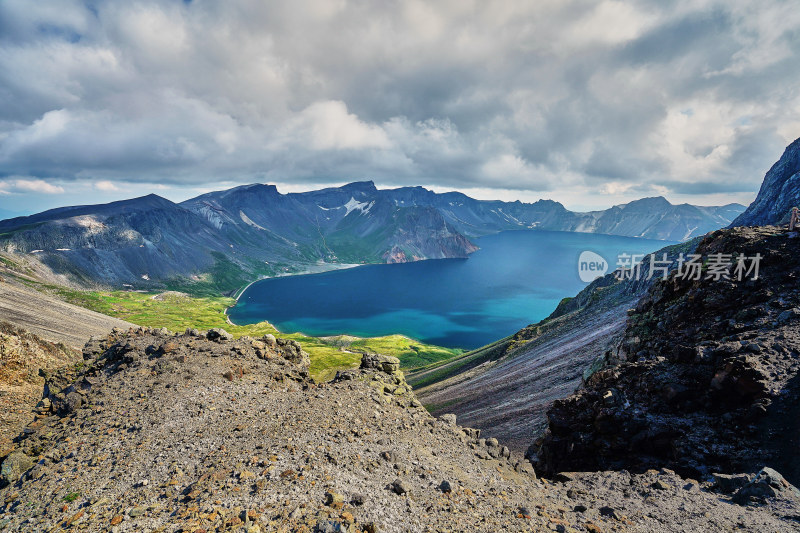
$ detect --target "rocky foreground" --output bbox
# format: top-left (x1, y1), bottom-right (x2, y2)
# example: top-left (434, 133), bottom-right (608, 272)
top-left (532, 227), bottom-right (800, 484)
top-left (0, 327), bottom-right (798, 532)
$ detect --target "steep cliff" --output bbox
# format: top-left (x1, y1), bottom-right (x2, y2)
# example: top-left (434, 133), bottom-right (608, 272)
top-left (732, 136), bottom-right (800, 226)
top-left (532, 226), bottom-right (800, 487)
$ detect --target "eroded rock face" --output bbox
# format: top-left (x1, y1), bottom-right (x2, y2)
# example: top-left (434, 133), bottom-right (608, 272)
top-left (532, 227), bottom-right (800, 484)
top-left (336, 353), bottom-right (417, 408)
top-left (732, 136), bottom-right (800, 227)
top-left (0, 322), bottom-right (78, 453)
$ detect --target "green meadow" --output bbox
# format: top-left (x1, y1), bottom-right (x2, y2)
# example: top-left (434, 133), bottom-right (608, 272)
top-left (37, 284), bottom-right (462, 381)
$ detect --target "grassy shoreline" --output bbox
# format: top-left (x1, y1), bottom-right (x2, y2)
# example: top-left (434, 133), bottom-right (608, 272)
top-left (29, 281), bottom-right (461, 382)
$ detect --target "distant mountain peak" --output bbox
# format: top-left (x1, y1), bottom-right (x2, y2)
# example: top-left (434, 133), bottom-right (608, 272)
top-left (341, 180), bottom-right (377, 192)
top-left (222, 183), bottom-right (280, 196)
top-left (532, 198), bottom-right (565, 208)
top-left (127, 193), bottom-right (174, 207)
top-left (625, 196), bottom-right (672, 207)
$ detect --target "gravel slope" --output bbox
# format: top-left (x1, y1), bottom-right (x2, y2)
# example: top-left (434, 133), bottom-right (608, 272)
top-left (0, 278), bottom-right (133, 350)
top-left (0, 329), bottom-right (797, 532)
top-left (414, 302), bottom-right (632, 452)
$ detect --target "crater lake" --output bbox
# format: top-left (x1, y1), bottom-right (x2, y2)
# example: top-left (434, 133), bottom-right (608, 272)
top-left (228, 230), bottom-right (674, 349)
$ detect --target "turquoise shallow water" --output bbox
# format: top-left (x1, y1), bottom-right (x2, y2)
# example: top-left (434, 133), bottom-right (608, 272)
top-left (229, 230), bottom-right (672, 349)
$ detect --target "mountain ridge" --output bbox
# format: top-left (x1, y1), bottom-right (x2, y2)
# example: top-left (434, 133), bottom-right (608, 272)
top-left (0, 183), bottom-right (744, 291)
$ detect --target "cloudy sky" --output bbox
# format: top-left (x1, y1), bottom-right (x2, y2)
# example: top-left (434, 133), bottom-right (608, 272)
top-left (1, 0), bottom-right (799, 215)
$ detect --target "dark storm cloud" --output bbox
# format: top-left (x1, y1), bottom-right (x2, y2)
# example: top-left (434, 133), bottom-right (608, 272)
top-left (617, 9), bottom-right (733, 67)
top-left (0, 0), bottom-right (798, 205)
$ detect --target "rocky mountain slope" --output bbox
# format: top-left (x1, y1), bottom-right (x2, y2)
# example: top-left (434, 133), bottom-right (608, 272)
top-left (377, 184), bottom-right (742, 240)
top-left (532, 226), bottom-right (800, 490)
top-left (0, 181), bottom-right (742, 291)
top-left (1, 327), bottom-right (797, 532)
top-left (0, 322), bottom-right (77, 456)
top-left (0, 264), bottom-right (134, 350)
top-left (0, 195), bottom-right (241, 289)
top-left (732, 136), bottom-right (800, 226)
top-left (181, 182), bottom-right (478, 265)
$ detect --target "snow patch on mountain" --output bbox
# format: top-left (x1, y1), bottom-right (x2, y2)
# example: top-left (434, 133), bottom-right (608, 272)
top-left (344, 197), bottom-right (374, 216)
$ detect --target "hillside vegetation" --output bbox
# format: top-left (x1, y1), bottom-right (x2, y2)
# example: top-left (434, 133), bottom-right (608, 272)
top-left (21, 280), bottom-right (460, 381)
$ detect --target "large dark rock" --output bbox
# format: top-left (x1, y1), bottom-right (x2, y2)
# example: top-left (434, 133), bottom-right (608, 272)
top-left (531, 227), bottom-right (800, 485)
top-left (734, 467), bottom-right (800, 504)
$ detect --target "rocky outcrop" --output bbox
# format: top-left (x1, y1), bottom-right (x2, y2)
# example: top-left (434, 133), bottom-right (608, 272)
top-left (532, 226), bottom-right (800, 486)
top-left (334, 353), bottom-right (420, 409)
top-left (732, 136), bottom-right (800, 226)
top-left (0, 322), bottom-right (78, 454)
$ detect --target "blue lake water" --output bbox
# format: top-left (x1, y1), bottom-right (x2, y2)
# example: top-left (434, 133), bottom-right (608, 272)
top-left (228, 230), bottom-right (673, 350)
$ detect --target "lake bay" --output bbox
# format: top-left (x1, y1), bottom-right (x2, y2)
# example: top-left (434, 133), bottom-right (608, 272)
top-left (229, 230), bottom-right (673, 349)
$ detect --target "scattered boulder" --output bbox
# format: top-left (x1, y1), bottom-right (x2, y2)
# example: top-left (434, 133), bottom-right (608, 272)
top-left (64, 391), bottom-right (84, 413)
top-left (361, 353), bottom-right (400, 374)
top-left (160, 340), bottom-right (179, 354)
top-left (324, 490), bottom-right (344, 507)
top-left (734, 467), bottom-right (800, 504)
top-left (439, 413), bottom-right (457, 426)
top-left (712, 473), bottom-right (751, 494)
top-left (599, 506), bottom-right (622, 520)
top-left (206, 328), bottom-right (233, 342)
top-left (1, 451), bottom-right (34, 486)
top-left (315, 519), bottom-right (348, 533)
top-left (777, 308), bottom-right (800, 323)
top-left (262, 334), bottom-right (277, 347)
top-left (390, 478), bottom-right (408, 495)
